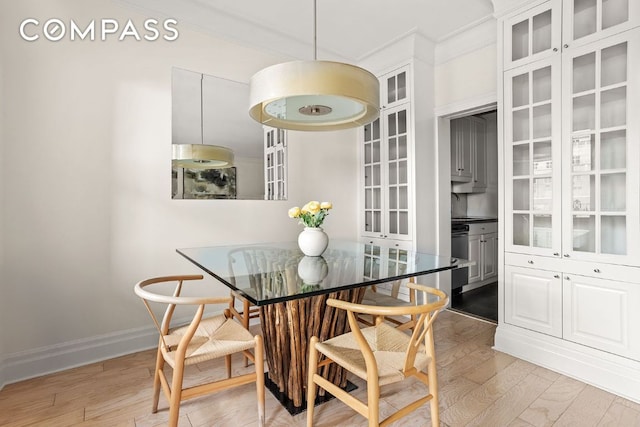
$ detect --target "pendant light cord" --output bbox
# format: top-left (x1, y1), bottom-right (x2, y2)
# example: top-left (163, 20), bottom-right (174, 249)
top-left (313, 0), bottom-right (317, 60)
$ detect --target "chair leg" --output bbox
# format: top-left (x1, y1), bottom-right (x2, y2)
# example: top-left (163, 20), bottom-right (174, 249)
top-left (226, 354), bottom-right (232, 378)
top-left (428, 360), bottom-right (440, 427)
top-left (306, 337), bottom-right (319, 427)
top-left (367, 377), bottom-right (380, 427)
top-left (168, 360), bottom-right (186, 427)
top-left (242, 299), bottom-right (251, 367)
top-left (255, 335), bottom-right (265, 427)
top-left (152, 345), bottom-right (164, 413)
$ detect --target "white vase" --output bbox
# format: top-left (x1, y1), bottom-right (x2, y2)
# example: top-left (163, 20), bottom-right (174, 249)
top-left (297, 227), bottom-right (329, 257)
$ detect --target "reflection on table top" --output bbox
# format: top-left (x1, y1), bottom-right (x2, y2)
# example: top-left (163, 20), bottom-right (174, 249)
top-left (177, 240), bottom-right (470, 306)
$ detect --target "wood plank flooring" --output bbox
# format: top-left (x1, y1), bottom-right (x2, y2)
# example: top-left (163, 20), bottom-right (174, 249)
top-left (1, 310), bottom-right (639, 426)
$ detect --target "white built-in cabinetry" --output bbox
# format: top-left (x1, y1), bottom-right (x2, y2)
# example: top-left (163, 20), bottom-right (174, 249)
top-left (468, 222), bottom-right (498, 286)
top-left (497, 0), bottom-right (640, 402)
top-left (451, 116), bottom-right (488, 193)
top-left (361, 64), bottom-right (412, 249)
top-left (263, 126), bottom-right (287, 200)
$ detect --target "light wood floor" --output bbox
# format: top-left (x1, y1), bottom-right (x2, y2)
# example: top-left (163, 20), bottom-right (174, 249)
top-left (2, 310), bottom-right (640, 426)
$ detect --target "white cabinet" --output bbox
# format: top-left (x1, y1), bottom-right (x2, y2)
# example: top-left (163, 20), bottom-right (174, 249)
top-left (361, 65), bottom-right (412, 244)
top-left (504, 264), bottom-right (563, 337)
top-left (263, 126), bottom-right (287, 201)
top-left (452, 116), bottom-right (488, 192)
top-left (468, 222), bottom-right (498, 285)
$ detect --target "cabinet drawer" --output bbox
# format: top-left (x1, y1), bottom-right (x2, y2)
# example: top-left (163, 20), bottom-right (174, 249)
top-left (468, 222), bottom-right (497, 235)
top-left (505, 252), bottom-right (563, 271)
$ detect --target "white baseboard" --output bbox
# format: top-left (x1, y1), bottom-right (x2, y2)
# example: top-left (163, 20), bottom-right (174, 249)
top-left (494, 324), bottom-right (640, 404)
top-left (0, 324), bottom-right (158, 390)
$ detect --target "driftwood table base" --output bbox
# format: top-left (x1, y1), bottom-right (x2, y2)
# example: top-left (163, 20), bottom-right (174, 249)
top-left (259, 287), bottom-right (366, 412)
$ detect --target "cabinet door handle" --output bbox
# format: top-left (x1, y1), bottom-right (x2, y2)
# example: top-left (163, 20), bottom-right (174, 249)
top-left (554, 274), bottom-right (560, 279)
top-left (563, 254), bottom-right (570, 258)
top-left (553, 252), bottom-right (559, 256)
top-left (553, 47), bottom-right (558, 52)
top-left (565, 276), bottom-right (570, 280)
top-left (527, 260), bottom-right (534, 264)
top-left (594, 268), bottom-right (600, 273)
top-left (564, 44), bottom-right (569, 48)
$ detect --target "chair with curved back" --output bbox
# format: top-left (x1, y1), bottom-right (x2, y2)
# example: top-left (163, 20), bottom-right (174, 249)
top-left (359, 279), bottom-right (417, 331)
top-left (306, 283), bottom-right (448, 427)
top-left (134, 275), bottom-right (265, 427)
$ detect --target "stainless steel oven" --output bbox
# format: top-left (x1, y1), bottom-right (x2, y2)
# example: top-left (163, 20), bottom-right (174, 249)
top-left (451, 223), bottom-right (469, 293)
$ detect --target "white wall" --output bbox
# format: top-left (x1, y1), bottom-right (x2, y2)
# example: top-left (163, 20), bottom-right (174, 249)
top-left (0, 0), bottom-right (358, 385)
top-left (0, 40), bottom-right (5, 386)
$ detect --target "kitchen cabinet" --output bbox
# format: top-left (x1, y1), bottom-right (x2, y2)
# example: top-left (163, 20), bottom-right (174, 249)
top-left (468, 222), bottom-right (498, 285)
top-left (498, 0), bottom-right (640, 401)
top-left (361, 65), bottom-right (412, 244)
top-left (451, 116), bottom-right (488, 192)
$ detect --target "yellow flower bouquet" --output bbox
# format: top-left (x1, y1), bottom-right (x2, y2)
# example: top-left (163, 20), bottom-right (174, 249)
top-left (288, 201), bottom-right (332, 228)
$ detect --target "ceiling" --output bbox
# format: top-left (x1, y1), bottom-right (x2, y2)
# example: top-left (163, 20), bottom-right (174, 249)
top-left (119, 0), bottom-right (495, 62)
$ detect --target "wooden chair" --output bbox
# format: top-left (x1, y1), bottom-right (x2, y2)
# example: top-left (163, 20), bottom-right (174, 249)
top-left (359, 278), bottom-right (417, 331)
top-left (306, 283), bottom-right (448, 427)
top-left (134, 275), bottom-right (265, 427)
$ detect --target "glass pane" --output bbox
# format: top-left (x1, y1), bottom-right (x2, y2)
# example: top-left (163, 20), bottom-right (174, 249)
top-left (373, 188), bottom-right (381, 209)
top-left (572, 133), bottom-right (595, 171)
top-left (513, 179), bottom-right (530, 210)
top-left (399, 186), bottom-right (408, 209)
top-left (533, 104), bottom-right (552, 139)
top-left (513, 109), bottom-right (530, 141)
top-left (512, 19), bottom-right (529, 61)
top-left (372, 165), bottom-right (380, 186)
top-left (373, 211), bottom-right (381, 233)
top-left (532, 67), bottom-right (552, 103)
top-left (365, 143), bottom-right (372, 164)
top-left (533, 141), bottom-right (552, 175)
top-left (601, 215), bottom-right (626, 254)
top-left (372, 141), bottom-right (380, 162)
top-left (533, 215), bottom-right (553, 248)
top-left (574, 0), bottom-right (597, 40)
top-left (533, 177), bottom-right (553, 211)
top-left (601, 130), bottom-right (626, 169)
top-left (398, 110), bottom-right (407, 134)
top-left (513, 143), bottom-right (530, 176)
top-left (572, 174), bottom-right (595, 211)
top-left (398, 135), bottom-right (407, 159)
top-left (387, 76), bottom-right (396, 104)
top-left (573, 94), bottom-right (595, 131)
top-left (573, 52), bottom-right (596, 93)
top-left (388, 113), bottom-right (397, 136)
top-left (373, 119), bottom-right (380, 139)
top-left (365, 166), bottom-right (372, 186)
top-left (388, 163), bottom-right (397, 185)
top-left (389, 187), bottom-right (397, 209)
top-left (364, 123), bottom-right (371, 142)
top-left (532, 10), bottom-right (552, 54)
top-left (389, 212), bottom-right (397, 234)
top-left (399, 212), bottom-right (408, 235)
top-left (602, 0), bottom-right (629, 30)
top-left (365, 189), bottom-right (371, 209)
top-left (397, 72), bottom-right (407, 100)
top-left (388, 137), bottom-right (397, 160)
top-left (512, 73), bottom-right (529, 107)
top-left (513, 214), bottom-right (530, 246)
top-left (601, 173), bottom-right (626, 211)
top-left (397, 160), bottom-right (407, 184)
top-left (601, 43), bottom-right (627, 87)
top-left (365, 212), bottom-right (372, 232)
top-left (573, 215), bottom-right (595, 252)
top-left (601, 86), bottom-right (626, 128)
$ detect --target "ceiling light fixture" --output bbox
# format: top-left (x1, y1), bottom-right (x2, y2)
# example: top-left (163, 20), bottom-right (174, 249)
top-left (248, 0), bottom-right (380, 131)
top-left (172, 74), bottom-right (234, 169)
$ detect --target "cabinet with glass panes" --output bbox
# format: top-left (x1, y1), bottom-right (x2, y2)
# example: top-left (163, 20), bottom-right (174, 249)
top-left (503, 0), bottom-right (640, 265)
top-left (361, 64), bottom-right (412, 246)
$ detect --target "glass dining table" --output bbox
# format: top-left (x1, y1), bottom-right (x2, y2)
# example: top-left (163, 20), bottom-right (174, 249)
top-left (177, 239), bottom-right (469, 414)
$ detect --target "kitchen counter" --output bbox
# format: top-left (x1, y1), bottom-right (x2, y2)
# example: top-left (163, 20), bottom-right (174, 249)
top-left (452, 216), bottom-right (498, 224)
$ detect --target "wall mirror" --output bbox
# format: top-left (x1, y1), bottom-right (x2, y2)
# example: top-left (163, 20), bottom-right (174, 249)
top-left (171, 67), bottom-right (287, 200)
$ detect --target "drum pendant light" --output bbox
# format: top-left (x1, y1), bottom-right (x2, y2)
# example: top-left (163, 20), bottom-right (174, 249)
top-left (249, 0), bottom-right (379, 131)
top-left (172, 74), bottom-right (234, 169)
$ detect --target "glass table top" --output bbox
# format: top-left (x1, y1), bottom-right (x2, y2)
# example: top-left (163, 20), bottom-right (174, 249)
top-left (177, 240), bottom-right (469, 305)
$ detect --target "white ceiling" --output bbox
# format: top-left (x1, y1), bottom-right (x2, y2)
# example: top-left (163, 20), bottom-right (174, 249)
top-left (119, 0), bottom-right (495, 62)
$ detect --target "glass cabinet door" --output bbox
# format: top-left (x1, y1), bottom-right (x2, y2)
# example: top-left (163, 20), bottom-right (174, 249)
top-left (385, 104), bottom-right (411, 240)
top-left (564, 0), bottom-right (639, 49)
top-left (505, 56), bottom-right (562, 256)
top-left (362, 118), bottom-right (383, 237)
top-left (503, 0), bottom-right (561, 70)
top-left (383, 67), bottom-right (409, 109)
top-left (562, 29), bottom-right (640, 264)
